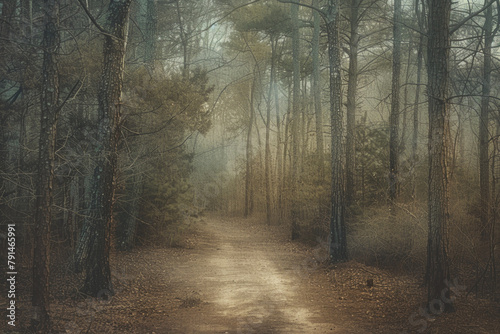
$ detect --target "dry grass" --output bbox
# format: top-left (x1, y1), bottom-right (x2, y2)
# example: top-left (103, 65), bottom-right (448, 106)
top-left (348, 199), bottom-right (492, 283)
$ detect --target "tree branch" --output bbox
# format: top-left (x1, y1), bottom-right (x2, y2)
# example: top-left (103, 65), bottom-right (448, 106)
top-left (450, 0), bottom-right (496, 35)
top-left (276, 0), bottom-right (327, 21)
top-left (75, 0), bottom-right (108, 34)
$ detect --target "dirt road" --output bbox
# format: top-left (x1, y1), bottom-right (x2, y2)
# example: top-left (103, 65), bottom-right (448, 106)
top-left (154, 216), bottom-right (359, 334)
top-left (38, 214), bottom-right (500, 333)
top-left (13, 214), bottom-right (500, 333)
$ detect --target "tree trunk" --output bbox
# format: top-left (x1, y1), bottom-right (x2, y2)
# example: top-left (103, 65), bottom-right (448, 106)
top-left (31, 0), bottom-right (59, 331)
top-left (290, 1), bottom-right (301, 239)
top-left (425, 0), bottom-right (453, 313)
top-left (312, 0), bottom-right (324, 179)
top-left (412, 32), bottom-right (424, 200)
top-left (0, 0), bottom-right (15, 49)
top-left (118, 174), bottom-right (142, 250)
top-left (264, 36), bottom-right (276, 225)
top-left (245, 75), bottom-right (255, 217)
top-left (345, 0), bottom-right (359, 206)
top-left (479, 0), bottom-right (493, 238)
top-left (118, 0), bottom-right (157, 251)
top-left (175, 0), bottom-right (189, 77)
top-left (280, 83), bottom-right (292, 222)
top-left (0, 1), bottom-right (16, 220)
top-left (389, 0), bottom-right (402, 202)
top-left (79, 0), bottom-right (132, 297)
top-left (327, 0), bottom-right (347, 263)
top-left (144, 0), bottom-right (157, 66)
top-left (274, 39), bottom-right (283, 223)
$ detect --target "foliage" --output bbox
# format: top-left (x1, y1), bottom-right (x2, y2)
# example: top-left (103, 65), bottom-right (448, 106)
top-left (120, 66), bottom-right (213, 245)
top-left (355, 120), bottom-right (390, 205)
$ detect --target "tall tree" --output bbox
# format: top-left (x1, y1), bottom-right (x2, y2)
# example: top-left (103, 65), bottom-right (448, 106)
top-left (425, 0), bottom-right (453, 312)
top-left (411, 0), bottom-right (426, 200)
top-left (345, 0), bottom-right (360, 206)
top-left (389, 0), bottom-right (401, 201)
top-left (290, 0), bottom-right (301, 239)
top-left (118, 0), bottom-right (158, 251)
top-left (175, 0), bottom-right (190, 76)
top-left (0, 0), bottom-right (17, 226)
top-left (278, 0), bottom-right (347, 260)
top-left (312, 0), bottom-right (324, 179)
top-left (245, 73), bottom-right (256, 217)
top-left (144, 0), bottom-right (158, 65)
top-left (31, 0), bottom-right (59, 330)
top-left (326, 0), bottom-right (347, 262)
top-left (264, 36), bottom-right (275, 225)
top-left (75, 0), bottom-right (133, 297)
top-left (479, 0), bottom-right (495, 237)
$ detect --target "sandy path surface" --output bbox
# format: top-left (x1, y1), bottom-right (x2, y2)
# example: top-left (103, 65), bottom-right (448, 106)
top-left (12, 215), bottom-right (500, 333)
top-left (155, 216), bottom-right (360, 334)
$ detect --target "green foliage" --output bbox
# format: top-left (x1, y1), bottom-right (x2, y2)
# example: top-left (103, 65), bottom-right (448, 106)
top-left (119, 66), bottom-right (213, 245)
top-left (355, 120), bottom-right (390, 204)
top-left (231, 1), bottom-right (292, 37)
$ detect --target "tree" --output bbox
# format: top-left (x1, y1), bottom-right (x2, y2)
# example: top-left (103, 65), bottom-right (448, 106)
top-left (75, 0), bottom-right (133, 297)
top-left (479, 0), bottom-right (496, 237)
top-left (326, 0), bottom-right (347, 263)
top-left (411, 0), bottom-right (426, 200)
top-left (245, 71), bottom-right (256, 217)
top-left (345, 0), bottom-right (360, 206)
top-left (278, 0), bottom-right (347, 261)
top-left (290, 0), bottom-right (301, 239)
top-left (144, 0), bottom-right (158, 65)
top-left (389, 0), bottom-right (401, 202)
top-left (31, 0), bottom-right (59, 331)
top-left (230, 1), bottom-right (291, 224)
top-left (425, 0), bottom-right (453, 312)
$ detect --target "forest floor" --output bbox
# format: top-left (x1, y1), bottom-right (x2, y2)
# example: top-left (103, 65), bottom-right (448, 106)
top-left (4, 214), bottom-right (500, 333)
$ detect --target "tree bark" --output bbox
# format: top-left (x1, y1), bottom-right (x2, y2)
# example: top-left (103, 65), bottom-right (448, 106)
top-left (274, 39), bottom-right (283, 223)
top-left (412, 32), bottom-right (424, 200)
top-left (327, 0), bottom-right (347, 263)
top-left (144, 0), bottom-right (158, 66)
top-left (345, 0), bottom-right (359, 206)
top-left (389, 0), bottom-right (402, 201)
top-left (264, 36), bottom-right (276, 225)
top-left (175, 0), bottom-right (189, 77)
top-left (280, 83), bottom-right (292, 222)
top-left (290, 1), bottom-right (301, 239)
top-left (425, 0), bottom-right (453, 313)
top-left (245, 75), bottom-right (255, 217)
top-left (479, 0), bottom-right (493, 238)
top-left (79, 0), bottom-right (132, 297)
top-left (31, 0), bottom-right (59, 331)
top-left (312, 0), bottom-right (324, 179)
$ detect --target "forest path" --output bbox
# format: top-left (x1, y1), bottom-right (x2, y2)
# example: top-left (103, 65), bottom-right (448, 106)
top-left (148, 215), bottom-right (360, 334)
top-left (56, 214), bottom-right (500, 334)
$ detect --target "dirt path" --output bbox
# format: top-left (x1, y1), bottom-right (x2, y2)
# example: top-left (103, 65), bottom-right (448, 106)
top-left (150, 216), bottom-right (357, 334)
top-left (17, 214), bottom-right (500, 333)
top-left (23, 214), bottom-right (368, 333)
